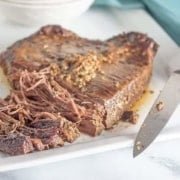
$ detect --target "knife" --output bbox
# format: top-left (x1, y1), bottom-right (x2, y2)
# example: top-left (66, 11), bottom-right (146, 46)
top-left (133, 70), bottom-right (180, 157)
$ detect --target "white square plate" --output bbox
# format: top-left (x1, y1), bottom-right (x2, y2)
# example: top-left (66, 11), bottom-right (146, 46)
top-left (0, 7), bottom-right (179, 172)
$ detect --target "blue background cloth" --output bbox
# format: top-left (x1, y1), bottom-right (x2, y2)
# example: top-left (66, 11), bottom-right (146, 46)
top-left (143, 0), bottom-right (180, 46)
top-left (95, 0), bottom-right (143, 8)
top-left (95, 0), bottom-right (180, 45)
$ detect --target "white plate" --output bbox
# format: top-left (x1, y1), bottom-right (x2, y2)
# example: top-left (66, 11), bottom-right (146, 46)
top-left (0, 7), bottom-right (179, 172)
top-left (0, 0), bottom-right (94, 26)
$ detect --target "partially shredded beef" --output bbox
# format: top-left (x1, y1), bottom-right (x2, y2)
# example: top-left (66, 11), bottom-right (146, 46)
top-left (0, 65), bottom-right (83, 155)
top-left (0, 25), bottom-right (158, 155)
top-left (0, 63), bottom-right (104, 155)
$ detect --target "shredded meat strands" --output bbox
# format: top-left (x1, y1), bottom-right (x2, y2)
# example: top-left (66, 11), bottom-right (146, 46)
top-left (5, 64), bottom-right (85, 125)
top-left (0, 64), bottom-right (87, 135)
top-left (0, 61), bottom-right (106, 155)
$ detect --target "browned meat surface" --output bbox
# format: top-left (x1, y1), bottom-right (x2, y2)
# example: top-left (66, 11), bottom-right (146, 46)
top-left (121, 111), bottom-right (139, 124)
top-left (0, 25), bottom-right (158, 155)
top-left (0, 134), bottom-right (34, 155)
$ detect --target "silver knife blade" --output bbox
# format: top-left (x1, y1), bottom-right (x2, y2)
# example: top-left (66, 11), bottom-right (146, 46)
top-left (133, 70), bottom-right (180, 157)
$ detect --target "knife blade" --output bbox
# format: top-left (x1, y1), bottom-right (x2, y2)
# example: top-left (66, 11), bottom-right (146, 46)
top-left (133, 70), bottom-right (180, 157)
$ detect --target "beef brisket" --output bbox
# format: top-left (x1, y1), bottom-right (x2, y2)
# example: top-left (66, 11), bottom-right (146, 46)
top-left (0, 25), bottom-right (158, 155)
top-left (0, 25), bottom-right (158, 130)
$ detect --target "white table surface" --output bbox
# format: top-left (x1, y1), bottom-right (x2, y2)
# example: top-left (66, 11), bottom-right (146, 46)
top-left (1, 139), bottom-right (180, 180)
top-left (0, 6), bottom-right (180, 180)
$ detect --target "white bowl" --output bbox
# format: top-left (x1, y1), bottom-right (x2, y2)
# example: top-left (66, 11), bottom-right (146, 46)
top-left (0, 0), bottom-right (94, 26)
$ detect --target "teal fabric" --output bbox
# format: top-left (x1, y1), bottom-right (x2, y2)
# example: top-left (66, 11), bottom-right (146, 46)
top-left (142, 0), bottom-right (180, 45)
top-left (95, 0), bottom-right (143, 8)
top-left (95, 0), bottom-right (180, 45)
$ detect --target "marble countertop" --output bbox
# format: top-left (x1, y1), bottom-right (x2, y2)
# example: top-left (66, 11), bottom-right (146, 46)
top-left (0, 6), bottom-right (180, 180)
top-left (0, 140), bottom-right (180, 180)
top-left (1, 139), bottom-right (180, 180)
